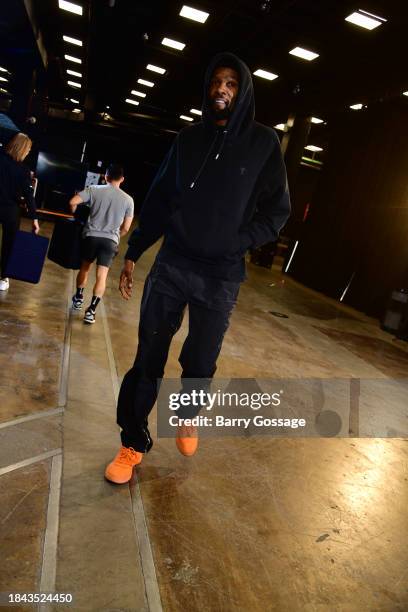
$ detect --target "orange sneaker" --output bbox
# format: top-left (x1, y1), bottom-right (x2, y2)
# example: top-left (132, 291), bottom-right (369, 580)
top-left (176, 424), bottom-right (199, 456)
top-left (104, 446), bottom-right (143, 484)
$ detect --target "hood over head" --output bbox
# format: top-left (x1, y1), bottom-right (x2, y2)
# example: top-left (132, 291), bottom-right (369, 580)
top-left (202, 52), bottom-right (255, 136)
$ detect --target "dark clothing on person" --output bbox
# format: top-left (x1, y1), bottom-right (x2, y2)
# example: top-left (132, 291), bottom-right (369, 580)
top-left (126, 52), bottom-right (291, 281)
top-left (0, 148), bottom-right (37, 276)
top-left (117, 260), bottom-right (240, 452)
top-left (0, 149), bottom-right (36, 219)
top-left (81, 236), bottom-right (118, 267)
top-left (0, 206), bottom-right (20, 277)
top-left (118, 52), bottom-right (291, 451)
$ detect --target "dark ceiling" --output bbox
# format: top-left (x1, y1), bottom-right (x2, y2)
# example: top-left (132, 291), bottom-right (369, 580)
top-left (1, 0), bottom-right (407, 139)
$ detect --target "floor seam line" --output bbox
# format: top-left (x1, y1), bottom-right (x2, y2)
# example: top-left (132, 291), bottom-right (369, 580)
top-left (0, 449), bottom-right (62, 476)
top-left (0, 407), bottom-right (64, 430)
top-left (100, 300), bottom-right (163, 612)
top-left (38, 270), bottom-right (74, 607)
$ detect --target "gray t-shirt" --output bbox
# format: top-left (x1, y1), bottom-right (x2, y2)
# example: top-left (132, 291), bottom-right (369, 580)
top-left (78, 184), bottom-right (134, 244)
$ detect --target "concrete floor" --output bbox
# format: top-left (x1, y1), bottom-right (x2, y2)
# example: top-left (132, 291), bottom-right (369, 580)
top-left (0, 220), bottom-right (407, 611)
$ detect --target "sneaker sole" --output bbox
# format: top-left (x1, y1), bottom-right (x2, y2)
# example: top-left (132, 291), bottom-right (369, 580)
top-left (83, 318), bottom-right (95, 324)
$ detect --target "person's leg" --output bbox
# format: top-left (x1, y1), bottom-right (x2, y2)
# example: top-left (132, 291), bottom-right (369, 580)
top-left (175, 276), bottom-right (240, 454)
top-left (117, 267), bottom-right (187, 452)
top-left (0, 207), bottom-right (20, 281)
top-left (76, 259), bottom-right (93, 288)
top-left (72, 260), bottom-right (93, 309)
top-left (105, 267), bottom-right (186, 483)
top-left (84, 239), bottom-right (118, 323)
top-left (93, 264), bottom-right (109, 297)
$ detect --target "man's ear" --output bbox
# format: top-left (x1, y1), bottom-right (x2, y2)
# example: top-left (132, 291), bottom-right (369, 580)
top-left (120, 176), bottom-right (125, 184)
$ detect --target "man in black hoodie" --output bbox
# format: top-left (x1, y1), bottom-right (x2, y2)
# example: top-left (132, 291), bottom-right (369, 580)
top-left (105, 53), bottom-right (290, 484)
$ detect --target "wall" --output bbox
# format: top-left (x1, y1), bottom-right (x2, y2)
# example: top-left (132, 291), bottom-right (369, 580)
top-left (287, 99), bottom-right (408, 317)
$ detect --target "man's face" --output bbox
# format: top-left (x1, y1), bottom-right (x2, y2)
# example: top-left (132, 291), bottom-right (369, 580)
top-left (208, 66), bottom-right (239, 121)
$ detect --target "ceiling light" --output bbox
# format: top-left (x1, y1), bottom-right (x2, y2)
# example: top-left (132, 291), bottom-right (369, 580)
top-left (190, 108), bottom-right (202, 115)
top-left (0, 88), bottom-right (10, 94)
top-left (63, 35), bottom-right (83, 46)
top-left (68, 80), bottom-right (81, 88)
top-left (72, 108), bottom-right (81, 113)
top-left (131, 90), bottom-right (146, 98)
top-left (162, 38), bottom-right (185, 51)
top-left (58, 1), bottom-right (83, 15)
top-left (305, 145), bottom-right (323, 152)
top-left (70, 98), bottom-right (79, 103)
top-left (180, 115), bottom-right (194, 122)
top-left (0, 66), bottom-right (8, 73)
top-left (126, 98), bottom-right (139, 106)
top-left (311, 117), bottom-right (324, 124)
top-left (274, 124), bottom-right (287, 131)
top-left (345, 11), bottom-right (385, 30)
top-left (350, 103), bottom-right (363, 110)
top-left (0, 76), bottom-right (8, 82)
top-left (289, 47), bottom-right (319, 61)
top-left (137, 79), bottom-right (154, 87)
top-left (403, 91), bottom-right (408, 97)
top-left (146, 64), bottom-right (166, 74)
top-left (253, 69), bottom-right (278, 81)
top-left (65, 54), bottom-right (82, 64)
top-left (179, 6), bottom-right (209, 23)
top-left (67, 69), bottom-right (82, 77)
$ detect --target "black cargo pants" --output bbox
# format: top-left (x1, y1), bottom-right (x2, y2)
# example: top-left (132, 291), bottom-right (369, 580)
top-left (117, 259), bottom-right (240, 452)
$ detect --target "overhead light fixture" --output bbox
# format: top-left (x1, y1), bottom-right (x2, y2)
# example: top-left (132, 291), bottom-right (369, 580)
top-left (274, 124), bottom-right (287, 131)
top-left (131, 90), bottom-right (146, 98)
top-left (311, 117), bottom-right (324, 124)
top-left (137, 78), bottom-right (154, 87)
top-left (190, 108), bottom-right (202, 115)
top-left (67, 69), bottom-right (82, 77)
top-left (58, 1), bottom-right (83, 15)
top-left (68, 80), bottom-right (81, 88)
top-left (0, 88), bottom-right (10, 94)
top-left (126, 98), bottom-right (139, 106)
top-left (350, 103), bottom-right (363, 110)
top-left (305, 145), bottom-right (323, 152)
top-left (146, 64), bottom-right (166, 75)
top-left (63, 35), bottom-right (83, 46)
top-left (180, 115), bottom-right (194, 122)
top-left (289, 47), bottom-right (319, 61)
top-left (65, 54), bottom-right (82, 64)
top-left (403, 91), bottom-right (408, 97)
top-left (253, 69), bottom-right (278, 81)
top-left (345, 10), bottom-right (386, 30)
top-left (0, 66), bottom-right (9, 73)
top-left (0, 76), bottom-right (8, 82)
top-left (179, 5), bottom-right (209, 23)
top-left (162, 37), bottom-right (186, 51)
top-left (70, 98), bottom-right (79, 103)
top-left (72, 108), bottom-right (81, 113)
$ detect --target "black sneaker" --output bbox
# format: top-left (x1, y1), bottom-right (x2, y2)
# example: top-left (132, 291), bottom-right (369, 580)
top-left (72, 295), bottom-right (84, 310)
top-left (83, 308), bottom-right (96, 324)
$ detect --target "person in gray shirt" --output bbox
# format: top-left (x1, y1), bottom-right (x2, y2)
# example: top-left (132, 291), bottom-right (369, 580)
top-left (69, 164), bottom-right (134, 324)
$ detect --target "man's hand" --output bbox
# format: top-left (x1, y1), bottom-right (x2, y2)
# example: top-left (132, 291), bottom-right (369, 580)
top-left (32, 219), bottom-right (40, 235)
top-left (119, 259), bottom-right (135, 300)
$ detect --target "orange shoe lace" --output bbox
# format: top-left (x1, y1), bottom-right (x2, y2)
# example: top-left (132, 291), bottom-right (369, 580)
top-left (117, 447), bottom-right (138, 465)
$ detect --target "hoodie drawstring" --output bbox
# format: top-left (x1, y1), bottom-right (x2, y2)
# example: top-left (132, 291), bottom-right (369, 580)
top-left (214, 129), bottom-right (228, 160)
top-left (190, 129), bottom-right (228, 189)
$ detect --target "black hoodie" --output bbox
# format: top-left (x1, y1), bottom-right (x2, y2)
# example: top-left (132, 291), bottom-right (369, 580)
top-left (126, 52), bottom-right (291, 281)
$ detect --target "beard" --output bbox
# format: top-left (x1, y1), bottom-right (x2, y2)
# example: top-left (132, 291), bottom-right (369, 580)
top-left (208, 97), bottom-right (233, 121)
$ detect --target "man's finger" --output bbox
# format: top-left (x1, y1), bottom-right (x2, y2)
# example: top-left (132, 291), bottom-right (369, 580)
top-left (119, 275), bottom-right (132, 300)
